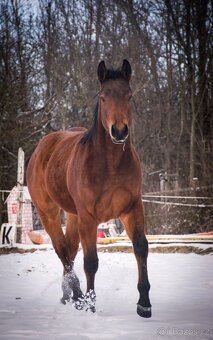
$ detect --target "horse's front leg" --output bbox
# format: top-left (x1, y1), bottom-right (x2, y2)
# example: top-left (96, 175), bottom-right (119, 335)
top-left (121, 200), bottom-right (152, 318)
top-left (78, 215), bottom-right (99, 312)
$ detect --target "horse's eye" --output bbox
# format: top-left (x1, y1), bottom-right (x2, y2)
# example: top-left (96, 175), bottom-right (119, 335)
top-left (128, 95), bottom-right (132, 101)
top-left (100, 96), bottom-right (105, 103)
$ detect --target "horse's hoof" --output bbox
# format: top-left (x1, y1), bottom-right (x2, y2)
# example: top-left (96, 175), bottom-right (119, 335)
top-left (137, 304), bottom-right (152, 318)
top-left (85, 289), bottom-right (96, 313)
top-left (73, 297), bottom-right (85, 310)
top-left (87, 305), bottom-right (96, 313)
top-left (60, 297), bottom-right (70, 305)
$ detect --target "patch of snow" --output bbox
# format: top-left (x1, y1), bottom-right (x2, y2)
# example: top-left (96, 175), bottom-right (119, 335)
top-left (0, 249), bottom-right (213, 339)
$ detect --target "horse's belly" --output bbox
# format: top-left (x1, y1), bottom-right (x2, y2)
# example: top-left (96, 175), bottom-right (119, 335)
top-left (95, 188), bottom-right (132, 223)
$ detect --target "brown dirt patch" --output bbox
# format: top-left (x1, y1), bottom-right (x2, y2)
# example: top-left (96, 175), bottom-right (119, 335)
top-left (0, 247), bottom-right (47, 255)
top-left (97, 245), bottom-right (213, 255)
top-left (0, 245), bottom-right (212, 255)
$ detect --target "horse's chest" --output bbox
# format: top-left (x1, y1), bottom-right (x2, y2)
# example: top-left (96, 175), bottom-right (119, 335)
top-left (94, 186), bottom-right (133, 223)
top-left (76, 155), bottom-right (141, 222)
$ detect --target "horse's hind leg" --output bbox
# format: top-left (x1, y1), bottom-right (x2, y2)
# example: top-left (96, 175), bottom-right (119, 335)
top-left (35, 203), bottom-right (82, 305)
top-left (37, 205), bottom-right (70, 269)
top-left (61, 213), bottom-right (84, 307)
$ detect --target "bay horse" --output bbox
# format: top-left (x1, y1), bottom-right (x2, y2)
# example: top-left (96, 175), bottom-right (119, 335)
top-left (26, 60), bottom-right (152, 318)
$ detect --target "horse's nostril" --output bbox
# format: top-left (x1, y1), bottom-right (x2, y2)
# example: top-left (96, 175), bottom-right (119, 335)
top-left (124, 124), bottom-right (128, 136)
top-left (111, 125), bottom-right (116, 138)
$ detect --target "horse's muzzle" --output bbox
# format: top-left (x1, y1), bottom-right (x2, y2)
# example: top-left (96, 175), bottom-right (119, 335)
top-left (111, 124), bottom-right (129, 144)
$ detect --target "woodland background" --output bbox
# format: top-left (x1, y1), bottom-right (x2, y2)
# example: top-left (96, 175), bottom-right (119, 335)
top-left (0, 0), bottom-right (213, 233)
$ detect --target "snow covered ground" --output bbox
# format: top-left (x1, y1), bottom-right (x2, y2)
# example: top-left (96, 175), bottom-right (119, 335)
top-left (0, 248), bottom-right (213, 340)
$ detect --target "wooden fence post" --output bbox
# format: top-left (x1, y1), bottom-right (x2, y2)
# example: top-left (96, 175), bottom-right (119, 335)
top-left (16, 147), bottom-right (25, 243)
top-left (160, 173), bottom-right (165, 201)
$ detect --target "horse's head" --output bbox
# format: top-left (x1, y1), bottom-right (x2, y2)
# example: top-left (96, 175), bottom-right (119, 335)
top-left (97, 59), bottom-right (132, 144)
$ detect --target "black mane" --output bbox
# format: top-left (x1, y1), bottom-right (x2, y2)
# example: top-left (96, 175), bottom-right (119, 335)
top-left (79, 102), bottom-right (99, 144)
top-left (79, 67), bottom-right (126, 145)
top-left (104, 68), bottom-right (126, 81)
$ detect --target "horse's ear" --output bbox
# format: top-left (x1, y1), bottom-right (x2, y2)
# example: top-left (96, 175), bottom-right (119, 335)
top-left (121, 59), bottom-right (131, 82)
top-left (98, 60), bottom-right (108, 83)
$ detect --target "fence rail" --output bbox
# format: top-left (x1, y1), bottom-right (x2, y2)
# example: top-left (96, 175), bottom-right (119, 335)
top-left (143, 199), bottom-right (213, 208)
top-left (143, 194), bottom-right (213, 200)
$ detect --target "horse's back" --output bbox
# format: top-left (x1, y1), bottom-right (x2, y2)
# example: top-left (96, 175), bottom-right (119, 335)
top-left (28, 130), bottom-right (83, 171)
